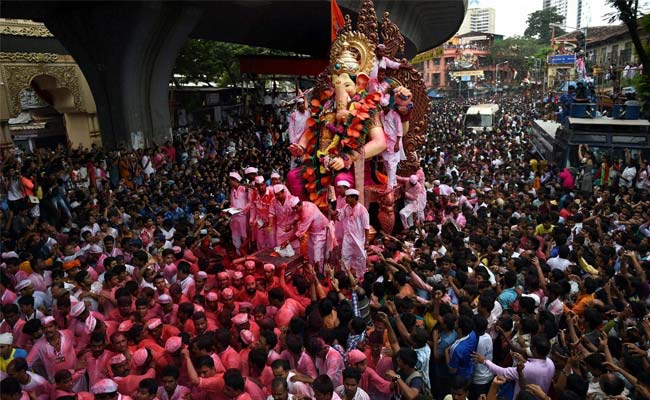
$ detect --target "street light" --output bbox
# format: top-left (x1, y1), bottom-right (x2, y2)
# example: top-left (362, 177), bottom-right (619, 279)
top-left (495, 61), bottom-right (508, 95)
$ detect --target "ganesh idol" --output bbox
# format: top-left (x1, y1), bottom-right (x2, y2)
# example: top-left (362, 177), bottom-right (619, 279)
top-left (286, 30), bottom-right (409, 208)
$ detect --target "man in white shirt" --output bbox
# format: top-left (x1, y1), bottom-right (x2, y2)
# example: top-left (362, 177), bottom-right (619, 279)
top-left (546, 245), bottom-right (572, 272)
top-left (267, 377), bottom-right (295, 400)
top-left (471, 315), bottom-right (493, 399)
top-left (335, 368), bottom-right (370, 400)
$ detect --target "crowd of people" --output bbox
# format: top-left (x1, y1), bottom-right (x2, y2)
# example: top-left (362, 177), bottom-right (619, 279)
top-left (0, 89), bottom-right (649, 400)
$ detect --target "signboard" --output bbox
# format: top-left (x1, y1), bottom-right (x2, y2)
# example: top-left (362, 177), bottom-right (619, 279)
top-left (461, 75), bottom-right (472, 81)
top-left (548, 54), bottom-right (576, 65)
top-left (451, 70), bottom-right (484, 77)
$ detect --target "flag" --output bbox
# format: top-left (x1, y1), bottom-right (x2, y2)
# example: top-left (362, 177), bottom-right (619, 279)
top-left (331, 0), bottom-right (345, 42)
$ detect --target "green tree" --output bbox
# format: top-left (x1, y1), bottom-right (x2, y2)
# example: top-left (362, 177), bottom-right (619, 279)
top-left (606, 0), bottom-right (650, 74)
top-left (173, 40), bottom-right (292, 87)
top-left (524, 8), bottom-right (566, 44)
top-left (490, 36), bottom-right (547, 80)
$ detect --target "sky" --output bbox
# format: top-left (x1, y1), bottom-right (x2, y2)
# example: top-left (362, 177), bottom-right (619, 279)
top-left (469, 0), bottom-right (618, 37)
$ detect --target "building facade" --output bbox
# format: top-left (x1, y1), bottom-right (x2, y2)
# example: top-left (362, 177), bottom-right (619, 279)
top-left (412, 32), bottom-right (507, 90)
top-left (0, 18), bottom-right (100, 152)
top-left (457, 8), bottom-right (496, 35)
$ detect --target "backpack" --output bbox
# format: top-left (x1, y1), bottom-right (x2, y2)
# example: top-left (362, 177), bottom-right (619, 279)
top-left (404, 370), bottom-right (434, 400)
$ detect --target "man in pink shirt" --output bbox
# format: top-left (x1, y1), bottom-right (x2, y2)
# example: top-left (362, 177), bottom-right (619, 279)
top-left (214, 328), bottom-right (241, 370)
top-left (308, 338), bottom-right (344, 388)
top-left (379, 95), bottom-right (403, 189)
top-left (279, 334), bottom-right (317, 379)
top-left (228, 172), bottom-right (249, 255)
top-left (249, 176), bottom-right (276, 251)
top-left (269, 185), bottom-right (299, 252)
top-left (335, 189), bottom-right (370, 277)
top-left (268, 288), bottom-right (304, 328)
top-left (0, 304), bottom-right (27, 349)
top-left (84, 332), bottom-right (112, 388)
top-left (26, 316), bottom-right (77, 384)
top-left (284, 199), bottom-right (328, 267)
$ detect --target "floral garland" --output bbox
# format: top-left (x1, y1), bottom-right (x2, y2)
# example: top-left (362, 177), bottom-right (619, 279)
top-left (300, 89), bottom-right (382, 208)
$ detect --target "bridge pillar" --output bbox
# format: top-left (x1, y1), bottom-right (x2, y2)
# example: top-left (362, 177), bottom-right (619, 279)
top-left (42, 3), bottom-right (201, 148)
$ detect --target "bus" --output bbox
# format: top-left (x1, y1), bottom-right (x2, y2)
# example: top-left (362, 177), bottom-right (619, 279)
top-left (464, 104), bottom-right (500, 132)
top-left (531, 113), bottom-right (650, 168)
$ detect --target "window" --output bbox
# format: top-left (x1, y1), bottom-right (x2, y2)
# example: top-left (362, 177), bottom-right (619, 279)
top-left (433, 73), bottom-right (441, 86)
top-left (434, 58), bottom-right (441, 65)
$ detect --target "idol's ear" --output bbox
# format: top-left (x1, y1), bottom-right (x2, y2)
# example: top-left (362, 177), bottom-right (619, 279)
top-left (355, 73), bottom-right (369, 92)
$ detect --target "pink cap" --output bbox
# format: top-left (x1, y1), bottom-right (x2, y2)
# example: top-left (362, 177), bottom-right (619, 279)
top-left (207, 292), bottom-right (219, 301)
top-left (244, 260), bottom-right (255, 268)
top-left (91, 379), bottom-right (118, 394)
top-left (133, 348), bottom-right (149, 367)
top-left (239, 302), bottom-right (253, 311)
top-left (244, 275), bottom-right (256, 284)
top-left (288, 196), bottom-right (300, 208)
top-left (85, 315), bottom-right (97, 334)
top-left (41, 316), bottom-right (56, 326)
top-left (147, 318), bottom-right (162, 330)
top-left (165, 336), bottom-right (183, 353)
top-left (231, 313), bottom-right (249, 325)
top-left (172, 246), bottom-right (182, 254)
top-left (233, 271), bottom-right (243, 280)
top-left (240, 330), bottom-right (254, 345)
top-left (272, 184), bottom-right (286, 194)
top-left (263, 263), bottom-right (275, 272)
top-left (409, 175), bottom-right (418, 184)
top-left (222, 288), bottom-right (234, 300)
top-left (196, 271), bottom-right (208, 279)
top-left (118, 320), bottom-right (133, 332)
top-left (348, 349), bottom-right (367, 365)
top-left (109, 353), bottom-right (127, 365)
top-left (217, 271), bottom-right (229, 280)
top-left (70, 301), bottom-right (86, 317)
top-left (254, 176), bottom-right (265, 185)
top-left (158, 294), bottom-right (172, 304)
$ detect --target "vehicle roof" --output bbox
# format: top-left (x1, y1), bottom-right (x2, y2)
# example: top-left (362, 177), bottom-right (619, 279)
top-left (466, 104), bottom-right (499, 114)
top-left (568, 117), bottom-right (650, 127)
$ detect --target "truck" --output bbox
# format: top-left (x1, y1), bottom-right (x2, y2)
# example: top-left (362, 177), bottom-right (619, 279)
top-left (464, 104), bottom-right (500, 132)
top-left (531, 109), bottom-right (650, 168)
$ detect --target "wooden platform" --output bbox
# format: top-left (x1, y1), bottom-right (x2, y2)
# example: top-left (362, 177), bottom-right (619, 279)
top-left (248, 248), bottom-right (304, 275)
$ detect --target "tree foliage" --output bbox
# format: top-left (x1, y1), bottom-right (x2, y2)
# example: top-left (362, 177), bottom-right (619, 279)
top-left (490, 36), bottom-right (548, 79)
top-left (524, 8), bottom-right (566, 44)
top-left (606, 0), bottom-right (649, 75)
top-left (172, 40), bottom-right (292, 87)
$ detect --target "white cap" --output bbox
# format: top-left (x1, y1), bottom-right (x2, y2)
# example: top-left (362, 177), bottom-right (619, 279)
top-left (2, 251), bottom-right (18, 259)
top-left (455, 186), bottom-right (464, 192)
top-left (0, 332), bottom-right (13, 345)
top-left (70, 301), bottom-right (86, 317)
top-left (244, 167), bottom-right (258, 175)
top-left (158, 294), bottom-right (172, 304)
top-left (296, 98), bottom-right (305, 104)
top-left (229, 172), bottom-right (242, 181)
top-left (345, 189), bottom-right (360, 197)
top-left (409, 175), bottom-right (418, 184)
top-left (271, 172), bottom-right (281, 179)
top-left (91, 379), bottom-right (119, 394)
top-left (273, 184), bottom-right (286, 194)
top-left (15, 280), bottom-right (32, 291)
top-left (288, 197), bottom-right (300, 208)
top-left (433, 180), bottom-right (440, 186)
top-left (336, 180), bottom-right (351, 188)
top-left (254, 176), bottom-right (265, 185)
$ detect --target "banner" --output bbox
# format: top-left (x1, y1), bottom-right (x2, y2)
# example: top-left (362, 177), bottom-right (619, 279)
top-left (331, 0), bottom-right (345, 42)
top-left (451, 70), bottom-right (484, 77)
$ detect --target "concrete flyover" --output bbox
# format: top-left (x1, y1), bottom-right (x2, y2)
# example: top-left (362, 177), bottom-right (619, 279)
top-left (1, 0), bottom-right (467, 148)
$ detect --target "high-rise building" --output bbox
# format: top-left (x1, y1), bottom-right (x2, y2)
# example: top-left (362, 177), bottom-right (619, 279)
top-left (457, 7), bottom-right (496, 35)
top-left (543, 0), bottom-right (591, 30)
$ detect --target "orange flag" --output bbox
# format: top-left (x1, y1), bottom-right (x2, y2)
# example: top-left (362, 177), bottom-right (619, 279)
top-left (331, 0), bottom-right (345, 42)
